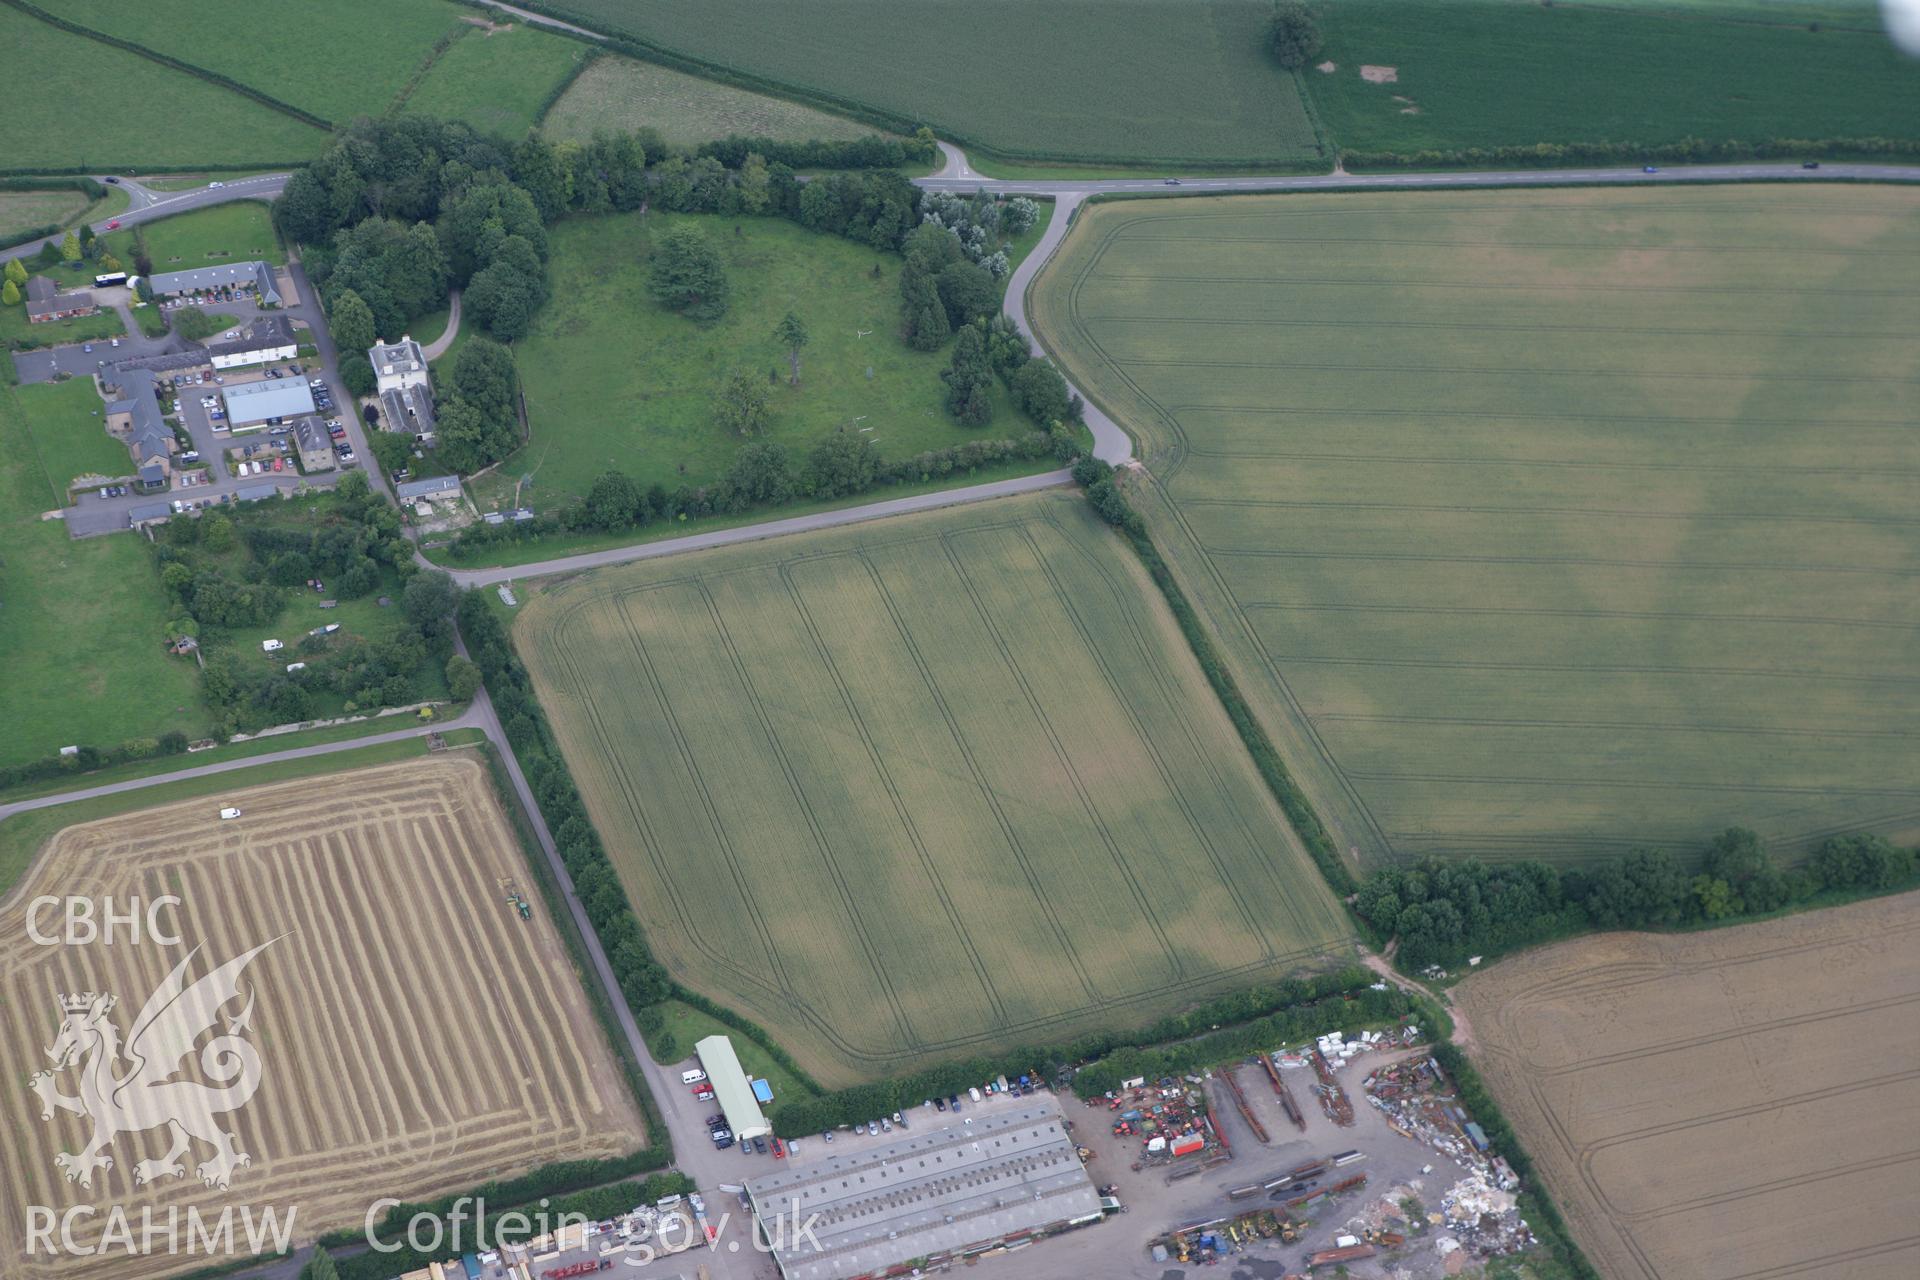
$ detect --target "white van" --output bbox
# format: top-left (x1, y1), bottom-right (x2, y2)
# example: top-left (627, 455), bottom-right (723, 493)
top-left (682, 1068), bottom-right (707, 1086)
top-left (219, 808), bottom-right (242, 820)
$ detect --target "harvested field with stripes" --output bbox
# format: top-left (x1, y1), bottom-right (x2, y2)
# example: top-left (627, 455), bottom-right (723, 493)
top-left (0, 755), bottom-right (643, 1280)
top-left (1031, 186), bottom-right (1920, 870)
top-left (1457, 890), bottom-right (1920, 1280)
top-left (515, 492), bottom-right (1353, 1085)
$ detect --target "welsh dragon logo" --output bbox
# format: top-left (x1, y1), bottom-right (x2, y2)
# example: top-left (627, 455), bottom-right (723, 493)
top-left (30, 940), bottom-right (276, 1192)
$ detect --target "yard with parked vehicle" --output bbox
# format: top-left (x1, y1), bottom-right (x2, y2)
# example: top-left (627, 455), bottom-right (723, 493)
top-left (1031, 184), bottom-right (1920, 870)
top-left (514, 491), bottom-right (1354, 1085)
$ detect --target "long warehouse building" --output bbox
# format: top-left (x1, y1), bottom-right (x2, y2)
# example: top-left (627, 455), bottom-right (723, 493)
top-left (746, 1103), bottom-right (1101, 1280)
top-left (695, 1034), bottom-right (771, 1140)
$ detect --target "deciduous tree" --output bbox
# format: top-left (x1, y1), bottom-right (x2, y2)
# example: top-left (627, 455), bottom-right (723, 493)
top-left (648, 224), bottom-right (730, 323)
top-left (713, 369), bottom-right (770, 437)
top-left (774, 310), bottom-right (809, 386)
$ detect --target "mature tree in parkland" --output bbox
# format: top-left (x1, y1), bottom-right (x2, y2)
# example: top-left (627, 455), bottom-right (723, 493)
top-left (935, 259), bottom-right (998, 330)
top-left (941, 325), bottom-right (995, 426)
top-left (649, 224), bottom-right (730, 323)
top-left (585, 469), bottom-right (641, 530)
top-left (339, 352), bottom-right (377, 398)
top-left (4, 258), bottom-right (26, 287)
top-left (736, 152), bottom-right (772, 214)
top-left (805, 430), bottom-right (878, 498)
top-left (723, 441), bottom-right (796, 507)
top-left (60, 231), bottom-right (80, 262)
top-left (1009, 358), bottom-right (1073, 426)
top-left (1, 279), bottom-right (17, 307)
top-left (714, 369), bottom-right (771, 437)
top-left (1266, 1), bottom-right (1322, 69)
top-left (900, 270), bottom-right (950, 351)
top-left (328, 288), bottom-right (377, 357)
top-left (774, 310), bottom-right (809, 386)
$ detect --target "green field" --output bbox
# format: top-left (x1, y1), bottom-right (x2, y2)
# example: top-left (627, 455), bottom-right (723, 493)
top-left (1031, 186), bottom-right (1920, 869)
top-left (0, 384), bottom-right (206, 769)
top-left (107, 201), bottom-right (286, 270)
top-left (516, 491), bottom-right (1353, 1083)
top-left (406, 21), bottom-right (593, 135)
top-left (41, 0), bottom-right (471, 127)
top-left (14, 378), bottom-right (128, 492)
top-left (491, 211), bottom-right (1031, 511)
top-left (0, 189), bottom-right (93, 241)
top-left (1310, 0), bottom-right (1920, 159)
top-left (543, 55), bottom-right (883, 148)
top-left (539, 0), bottom-right (1323, 166)
top-left (0, 5), bottom-right (326, 171)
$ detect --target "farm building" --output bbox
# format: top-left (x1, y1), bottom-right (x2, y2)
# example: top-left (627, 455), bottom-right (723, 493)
top-left (100, 367), bottom-right (174, 487)
top-left (222, 377), bottom-right (315, 428)
top-left (396, 475), bottom-right (462, 505)
top-left (294, 419), bottom-right (335, 472)
top-left (379, 382), bottom-right (436, 440)
top-left (205, 315), bottom-right (297, 370)
top-left (146, 260), bottom-right (281, 306)
top-left (695, 1035), bottom-right (770, 1141)
top-left (746, 1104), bottom-right (1100, 1280)
top-left (23, 275), bottom-right (98, 324)
top-left (370, 335), bottom-right (430, 393)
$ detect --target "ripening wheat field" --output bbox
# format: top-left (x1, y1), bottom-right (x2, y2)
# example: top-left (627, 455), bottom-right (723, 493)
top-left (1032, 185), bottom-right (1920, 870)
top-left (515, 492), bottom-right (1353, 1084)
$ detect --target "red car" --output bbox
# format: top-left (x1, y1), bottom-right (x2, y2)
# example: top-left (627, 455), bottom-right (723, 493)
top-left (107, 219), bottom-right (121, 230)
top-left (693, 1083), bottom-right (714, 1100)
top-left (772, 1137), bottom-right (786, 1159)
top-left (271, 457), bottom-right (284, 472)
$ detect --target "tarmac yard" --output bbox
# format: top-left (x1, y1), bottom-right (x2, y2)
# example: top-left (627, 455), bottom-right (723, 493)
top-left (1457, 890), bottom-right (1920, 1280)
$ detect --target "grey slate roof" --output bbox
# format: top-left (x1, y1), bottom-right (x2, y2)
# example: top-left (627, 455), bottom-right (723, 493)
top-left (25, 288), bottom-right (94, 320)
top-left (206, 313), bottom-right (295, 359)
top-left (104, 368), bottom-right (174, 466)
top-left (379, 383), bottom-right (435, 434)
top-left (128, 501), bottom-right (172, 524)
top-left (25, 276), bottom-right (56, 301)
top-left (369, 336), bottom-right (427, 379)
top-left (221, 377), bottom-right (315, 424)
top-left (746, 1105), bottom-right (1099, 1280)
top-left (147, 260), bottom-right (281, 306)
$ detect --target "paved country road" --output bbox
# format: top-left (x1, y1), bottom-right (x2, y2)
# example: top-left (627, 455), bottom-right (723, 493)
top-left (0, 173), bottom-right (289, 267)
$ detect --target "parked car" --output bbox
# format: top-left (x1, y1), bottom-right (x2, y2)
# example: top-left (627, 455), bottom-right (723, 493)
top-left (821, 1130), bottom-right (833, 1143)
top-left (948, 1094), bottom-right (962, 1111)
top-left (682, 1069), bottom-right (708, 1085)
top-left (771, 1137), bottom-right (786, 1159)
top-left (271, 457), bottom-right (284, 472)
top-left (787, 1138), bottom-right (800, 1156)
top-left (934, 1097), bottom-right (947, 1112)
top-left (219, 807), bottom-right (241, 819)
top-left (694, 1083), bottom-right (715, 1100)
top-left (752, 1136), bottom-right (767, 1154)
top-left (712, 1132), bottom-right (734, 1149)
top-left (880, 1118), bottom-right (891, 1133)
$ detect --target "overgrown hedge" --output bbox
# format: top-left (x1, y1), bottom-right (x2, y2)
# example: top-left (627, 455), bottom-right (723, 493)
top-left (767, 967), bottom-right (1379, 1134)
top-left (1431, 1042), bottom-right (1601, 1279)
top-left (365, 1152), bottom-right (673, 1240)
top-left (0, 222), bottom-right (61, 252)
top-left (665, 984), bottom-right (826, 1096)
top-left (1067, 459), bottom-right (1358, 898)
top-left (458, 593), bottom-right (682, 1054)
top-left (695, 133), bottom-right (937, 171)
top-left (531, 47), bottom-right (602, 128)
top-left (0, 175), bottom-right (104, 197)
top-left (0, 0), bottom-right (331, 129)
top-left (1344, 134), bottom-right (1920, 171)
top-left (0, 732), bottom-right (192, 796)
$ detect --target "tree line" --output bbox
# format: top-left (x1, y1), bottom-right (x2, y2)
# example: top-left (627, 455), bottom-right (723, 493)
top-left (1355, 828), bottom-right (1920, 970)
top-left (768, 968), bottom-right (1392, 1135)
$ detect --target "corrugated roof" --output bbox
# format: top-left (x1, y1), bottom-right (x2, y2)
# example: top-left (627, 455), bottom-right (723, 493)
top-left (695, 1035), bottom-right (770, 1139)
top-left (746, 1104), bottom-right (1099, 1280)
top-left (395, 475), bottom-right (461, 500)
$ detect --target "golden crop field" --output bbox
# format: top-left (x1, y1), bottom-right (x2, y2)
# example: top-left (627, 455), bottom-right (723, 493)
top-left (1032, 186), bottom-right (1920, 869)
top-left (515, 492), bottom-right (1353, 1085)
top-left (0, 755), bottom-right (644, 1280)
top-left (1458, 891), bottom-right (1920, 1280)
